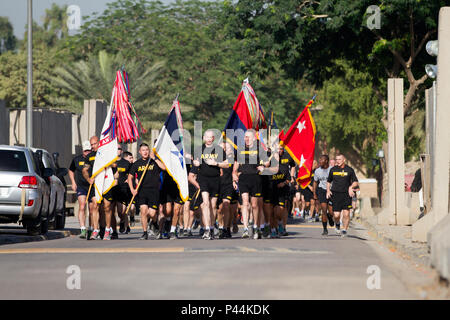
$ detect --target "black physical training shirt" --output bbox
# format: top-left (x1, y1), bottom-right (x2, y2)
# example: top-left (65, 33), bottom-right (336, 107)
top-left (129, 158), bottom-right (162, 190)
top-left (85, 151), bottom-right (97, 177)
top-left (116, 158), bottom-right (132, 186)
top-left (271, 155), bottom-right (291, 184)
top-left (69, 154), bottom-right (90, 189)
top-left (195, 144), bottom-right (226, 177)
top-left (236, 143), bottom-right (267, 175)
top-left (279, 152), bottom-right (295, 173)
top-left (220, 153), bottom-right (236, 185)
top-left (327, 165), bottom-right (358, 192)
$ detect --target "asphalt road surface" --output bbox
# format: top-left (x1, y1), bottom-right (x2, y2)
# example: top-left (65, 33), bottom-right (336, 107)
top-left (0, 219), bottom-right (436, 300)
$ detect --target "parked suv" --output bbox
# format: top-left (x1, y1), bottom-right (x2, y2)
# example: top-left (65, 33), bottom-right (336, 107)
top-left (0, 145), bottom-right (52, 235)
top-left (31, 148), bottom-right (68, 230)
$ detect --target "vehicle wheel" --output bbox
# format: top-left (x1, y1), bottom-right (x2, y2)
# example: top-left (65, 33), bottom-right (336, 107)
top-left (48, 199), bottom-right (57, 230)
top-left (26, 199), bottom-right (44, 236)
top-left (55, 203), bottom-right (66, 230)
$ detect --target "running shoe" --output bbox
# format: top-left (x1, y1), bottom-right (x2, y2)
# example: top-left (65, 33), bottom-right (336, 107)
top-left (183, 229), bottom-right (189, 237)
top-left (79, 229), bottom-right (87, 239)
top-left (253, 230), bottom-right (261, 240)
top-left (90, 230), bottom-right (100, 240)
top-left (341, 230), bottom-right (347, 238)
top-left (199, 228), bottom-right (205, 237)
top-left (188, 230), bottom-right (193, 237)
top-left (140, 232), bottom-right (148, 240)
top-left (119, 222), bottom-right (125, 234)
top-left (86, 229), bottom-right (92, 240)
top-left (99, 227), bottom-right (105, 239)
top-left (155, 232), bottom-right (163, 240)
top-left (111, 231), bottom-right (119, 240)
top-left (271, 231), bottom-right (279, 238)
top-left (218, 229), bottom-right (225, 239)
top-left (327, 213), bottom-right (335, 227)
top-left (281, 228), bottom-right (289, 237)
top-left (263, 225), bottom-right (270, 238)
top-left (192, 219), bottom-right (200, 230)
top-left (202, 230), bottom-right (211, 240)
top-left (232, 224), bottom-right (239, 234)
top-left (125, 226), bottom-right (130, 234)
top-left (226, 228), bottom-right (232, 238)
top-left (278, 224), bottom-right (284, 235)
top-left (169, 232), bottom-right (177, 240)
top-left (322, 229), bottom-right (328, 236)
top-left (242, 229), bottom-right (249, 239)
top-left (103, 230), bottom-right (111, 240)
top-left (163, 232), bottom-right (169, 239)
top-left (335, 228), bottom-right (341, 235)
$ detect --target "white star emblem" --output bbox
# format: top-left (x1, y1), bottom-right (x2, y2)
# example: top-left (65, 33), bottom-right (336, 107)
top-left (171, 150), bottom-right (184, 169)
top-left (299, 154), bottom-right (306, 168)
top-left (297, 121), bottom-right (306, 134)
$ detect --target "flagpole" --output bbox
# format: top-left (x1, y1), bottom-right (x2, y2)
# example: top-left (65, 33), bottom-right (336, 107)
top-left (268, 111), bottom-right (273, 148)
top-left (125, 158), bottom-right (152, 215)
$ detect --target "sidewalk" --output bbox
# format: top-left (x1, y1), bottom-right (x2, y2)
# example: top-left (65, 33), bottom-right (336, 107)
top-left (357, 214), bottom-right (431, 268)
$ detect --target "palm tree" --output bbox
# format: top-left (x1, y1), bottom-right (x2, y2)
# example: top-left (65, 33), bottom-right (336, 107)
top-left (49, 50), bottom-right (167, 123)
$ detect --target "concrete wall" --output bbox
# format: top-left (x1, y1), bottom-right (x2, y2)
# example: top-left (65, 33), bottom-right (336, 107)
top-left (9, 108), bottom-right (75, 168)
top-left (0, 100), bottom-right (9, 145)
top-left (7, 99), bottom-right (108, 169)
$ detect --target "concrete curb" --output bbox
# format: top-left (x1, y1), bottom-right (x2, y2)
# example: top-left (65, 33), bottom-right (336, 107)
top-left (358, 217), bottom-right (431, 268)
top-left (0, 230), bottom-right (72, 246)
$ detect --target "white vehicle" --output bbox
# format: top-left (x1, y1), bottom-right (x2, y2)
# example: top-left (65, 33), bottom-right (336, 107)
top-left (0, 146), bottom-right (51, 235)
top-left (30, 148), bottom-right (68, 230)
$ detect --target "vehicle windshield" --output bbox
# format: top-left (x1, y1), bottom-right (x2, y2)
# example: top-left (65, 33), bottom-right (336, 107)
top-left (0, 150), bottom-right (29, 172)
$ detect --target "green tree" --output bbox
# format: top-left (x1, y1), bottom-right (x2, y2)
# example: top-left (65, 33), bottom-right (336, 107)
top-left (0, 17), bottom-right (17, 53)
top-left (50, 50), bottom-right (167, 126)
top-left (315, 60), bottom-right (386, 174)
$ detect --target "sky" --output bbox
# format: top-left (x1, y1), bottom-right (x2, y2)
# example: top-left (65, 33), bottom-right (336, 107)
top-left (0, 0), bottom-right (173, 39)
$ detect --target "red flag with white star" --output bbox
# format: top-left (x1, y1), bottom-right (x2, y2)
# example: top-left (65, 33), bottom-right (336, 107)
top-left (280, 96), bottom-right (316, 189)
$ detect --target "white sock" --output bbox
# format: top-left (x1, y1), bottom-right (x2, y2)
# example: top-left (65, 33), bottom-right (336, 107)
top-left (260, 224), bottom-right (265, 229)
top-left (170, 226), bottom-right (176, 233)
top-left (81, 226), bottom-right (86, 230)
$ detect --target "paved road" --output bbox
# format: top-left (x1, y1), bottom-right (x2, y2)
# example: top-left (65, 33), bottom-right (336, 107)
top-left (0, 219), bottom-right (436, 300)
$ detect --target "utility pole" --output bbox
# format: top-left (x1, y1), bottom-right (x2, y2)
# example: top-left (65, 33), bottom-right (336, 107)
top-left (26, 0), bottom-right (33, 147)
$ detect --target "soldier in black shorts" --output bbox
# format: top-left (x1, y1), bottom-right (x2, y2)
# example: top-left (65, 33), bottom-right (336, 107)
top-left (277, 146), bottom-right (296, 235)
top-left (68, 140), bottom-right (91, 239)
top-left (160, 172), bottom-right (185, 239)
top-left (271, 146), bottom-right (291, 238)
top-left (115, 150), bottom-right (134, 234)
top-left (128, 143), bottom-right (166, 240)
top-left (81, 136), bottom-right (100, 240)
top-left (233, 130), bottom-right (271, 239)
top-left (326, 154), bottom-right (359, 237)
top-left (217, 142), bottom-right (237, 239)
top-left (187, 164), bottom-right (204, 235)
top-left (193, 130), bottom-right (228, 240)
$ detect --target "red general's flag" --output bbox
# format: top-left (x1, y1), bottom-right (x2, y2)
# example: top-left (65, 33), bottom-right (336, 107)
top-left (280, 96), bottom-right (316, 189)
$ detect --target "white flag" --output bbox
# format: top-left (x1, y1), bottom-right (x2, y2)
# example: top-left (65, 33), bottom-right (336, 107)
top-left (92, 96), bottom-right (118, 203)
top-left (153, 100), bottom-right (188, 201)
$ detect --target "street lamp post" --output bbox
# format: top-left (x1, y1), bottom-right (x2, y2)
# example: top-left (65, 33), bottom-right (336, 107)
top-left (26, 0), bottom-right (33, 147)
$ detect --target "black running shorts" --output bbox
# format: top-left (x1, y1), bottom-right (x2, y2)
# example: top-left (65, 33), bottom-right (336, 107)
top-left (198, 175), bottom-right (220, 198)
top-left (331, 191), bottom-right (352, 212)
top-left (137, 188), bottom-right (160, 210)
top-left (238, 174), bottom-right (262, 198)
top-left (302, 187), bottom-right (314, 202)
top-left (317, 188), bottom-right (328, 204)
top-left (273, 185), bottom-right (290, 207)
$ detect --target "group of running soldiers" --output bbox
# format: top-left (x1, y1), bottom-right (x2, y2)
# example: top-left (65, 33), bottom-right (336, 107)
top-left (69, 129), bottom-right (359, 241)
